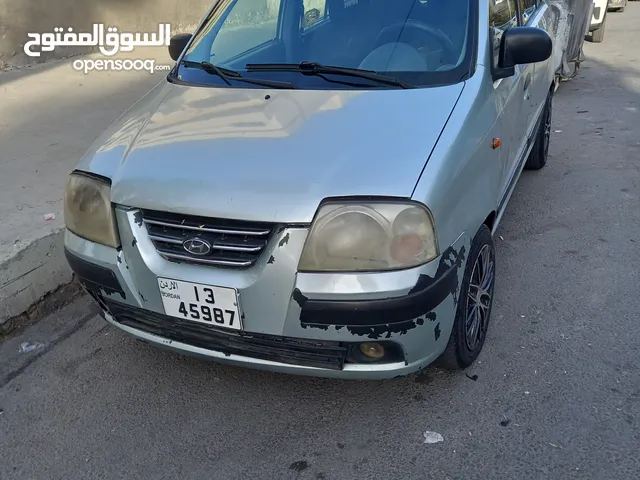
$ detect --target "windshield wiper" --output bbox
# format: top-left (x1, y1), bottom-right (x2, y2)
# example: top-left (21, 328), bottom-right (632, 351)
top-left (180, 60), bottom-right (296, 89)
top-left (245, 62), bottom-right (412, 89)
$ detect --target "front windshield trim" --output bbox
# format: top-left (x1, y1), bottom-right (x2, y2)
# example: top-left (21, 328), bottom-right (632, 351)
top-left (172, 0), bottom-right (479, 90)
top-left (462, 0), bottom-right (479, 82)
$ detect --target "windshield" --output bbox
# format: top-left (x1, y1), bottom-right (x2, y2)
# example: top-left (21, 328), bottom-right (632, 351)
top-left (176, 0), bottom-right (476, 89)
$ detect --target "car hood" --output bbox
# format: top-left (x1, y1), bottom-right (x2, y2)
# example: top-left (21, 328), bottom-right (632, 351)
top-left (79, 81), bottom-right (464, 223)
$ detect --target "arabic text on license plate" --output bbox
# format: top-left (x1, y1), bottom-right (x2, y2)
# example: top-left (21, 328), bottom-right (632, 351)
top-left (157, 278), bottom-right (241, 330)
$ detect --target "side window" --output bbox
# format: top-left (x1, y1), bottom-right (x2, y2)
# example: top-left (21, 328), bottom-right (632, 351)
top-left (489, 0), bottom-right (518, 68)
top-left (516, 0), bottom-right (537, 24)
top-left (302, 0), bottom-right (327, 29)
top-left (210, 0), bottom-right (282, 61)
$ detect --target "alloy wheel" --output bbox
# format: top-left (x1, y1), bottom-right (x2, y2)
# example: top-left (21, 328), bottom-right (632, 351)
top-left (465, 244), bottom-right (495, 351)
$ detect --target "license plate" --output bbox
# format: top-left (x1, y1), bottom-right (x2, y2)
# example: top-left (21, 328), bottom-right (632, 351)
top-left (157, 277), bottom-right (242, 330)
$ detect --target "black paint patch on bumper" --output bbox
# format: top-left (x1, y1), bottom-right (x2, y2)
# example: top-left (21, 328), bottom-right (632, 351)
top-left (296, 246), bottom-right (466, 339)
top-left (64, 248), bottom-right (125, 299)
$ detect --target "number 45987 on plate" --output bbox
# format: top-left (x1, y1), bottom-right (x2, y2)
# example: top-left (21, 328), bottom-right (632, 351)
top-left (157, 277), bottom-right (242, 331)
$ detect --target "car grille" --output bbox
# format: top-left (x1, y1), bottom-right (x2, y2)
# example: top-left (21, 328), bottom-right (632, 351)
top-left (105, 301), bottom-right (348, 370)
top-left (141, 209), bottom-right (274, 268)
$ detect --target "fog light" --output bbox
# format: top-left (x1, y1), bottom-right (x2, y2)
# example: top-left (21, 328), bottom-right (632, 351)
top-left (359, 342), bottom-right (385, 359)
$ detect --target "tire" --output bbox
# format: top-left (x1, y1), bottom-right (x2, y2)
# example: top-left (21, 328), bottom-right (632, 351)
top-left (591, 15), bottom-right (606, 43)
top-left (435, 225), bottom-right (496, 370)
top-left (525, 90), bottom-right (553, 170)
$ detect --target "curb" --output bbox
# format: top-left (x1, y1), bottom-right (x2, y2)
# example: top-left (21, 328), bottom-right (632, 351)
top-left (0, 229), bottom-right (73, 326)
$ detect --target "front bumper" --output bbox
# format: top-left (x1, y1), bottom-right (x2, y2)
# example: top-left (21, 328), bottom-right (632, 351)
top-left (64, 206), bottom-right (469, 379)
top-left (608, 0), bottom-right (625, 8)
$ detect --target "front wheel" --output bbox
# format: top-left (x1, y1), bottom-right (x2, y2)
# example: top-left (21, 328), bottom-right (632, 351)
top-left (435, 225), bottom-right (496, 370)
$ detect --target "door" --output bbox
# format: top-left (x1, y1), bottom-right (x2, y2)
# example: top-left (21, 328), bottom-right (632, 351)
top-left (516, 0), bottom-right (544, 148)
top-left (528, 0), bottom-right (555, 124)
top-left (489, 0), bottom-right (527, 205)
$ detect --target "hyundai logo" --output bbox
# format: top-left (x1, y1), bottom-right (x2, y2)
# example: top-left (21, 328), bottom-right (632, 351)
top-left (183, 238), bottom-right (212, 256)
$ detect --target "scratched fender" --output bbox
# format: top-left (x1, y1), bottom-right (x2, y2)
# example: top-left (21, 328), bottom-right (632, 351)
top-left (294, 244), bottom-right (467, 340)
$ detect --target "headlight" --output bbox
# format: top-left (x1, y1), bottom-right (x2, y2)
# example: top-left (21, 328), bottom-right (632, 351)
top-left (64, 172), bottom-right (120, 248)
top-left (298, 201), bottom-right (438, 272)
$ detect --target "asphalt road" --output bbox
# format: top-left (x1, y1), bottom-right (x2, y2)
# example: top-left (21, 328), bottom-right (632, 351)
top-left (2, 7), bottom-right (640, 480)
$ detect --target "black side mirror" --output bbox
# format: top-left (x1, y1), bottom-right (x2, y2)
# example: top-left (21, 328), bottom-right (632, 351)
top-left (169, 33), bottom-right (192, 61)
top-left (493, 27), bottom-right (553, 80)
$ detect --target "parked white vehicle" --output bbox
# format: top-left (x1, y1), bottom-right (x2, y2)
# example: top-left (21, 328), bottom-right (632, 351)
top-left (589, 0), bottom-right (609, 43)
top-left (608, 0), bottom-right (628, 12)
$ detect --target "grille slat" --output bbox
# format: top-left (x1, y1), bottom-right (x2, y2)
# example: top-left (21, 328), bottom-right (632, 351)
top-left (159, 252), bottom-right (253, 267)
top-left (141, 209), bottom-right (273, 268)
top-left (148, 234), bottom-right (264, 252)
top-left (148, 234), bottom-right (183, 245)
top-left (106, 301), bottom-right (347, 370)
top-left (143, 218), bottom-right (271, 236)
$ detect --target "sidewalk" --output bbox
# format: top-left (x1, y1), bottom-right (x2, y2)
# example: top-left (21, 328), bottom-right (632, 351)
top-left (0, 48), bottom-right (171, 325)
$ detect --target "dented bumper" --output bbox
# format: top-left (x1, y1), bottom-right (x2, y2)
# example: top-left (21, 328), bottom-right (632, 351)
top-left (64, 206), bottom-right (468, 379)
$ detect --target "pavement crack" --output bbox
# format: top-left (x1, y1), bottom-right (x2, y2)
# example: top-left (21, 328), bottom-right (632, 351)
top-left (0, 262), bottom-right (47, 289)
top-left (0, 308), bottom-right (98, 388)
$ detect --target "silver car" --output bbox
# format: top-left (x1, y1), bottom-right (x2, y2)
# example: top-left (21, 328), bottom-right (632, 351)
top-left (63, 0), bottom-right (554, 379)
